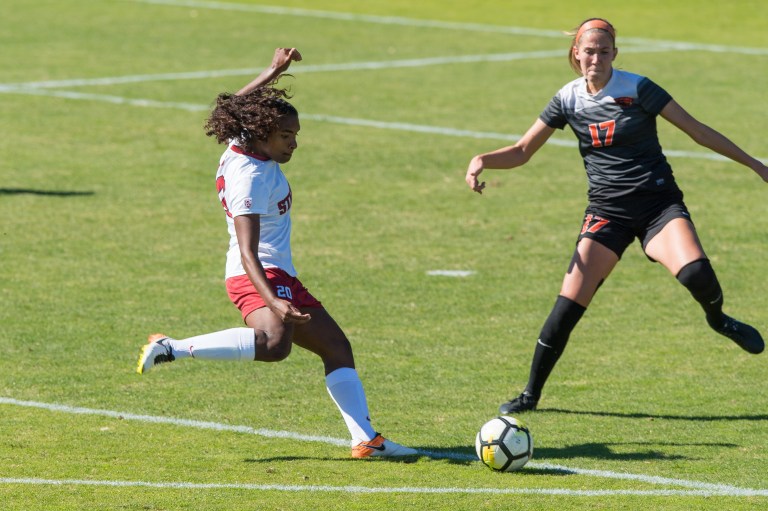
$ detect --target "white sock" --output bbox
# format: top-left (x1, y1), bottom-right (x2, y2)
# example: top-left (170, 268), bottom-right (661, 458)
top-left (325, 367), bottom-right (377, 445)
top-left (167, 328), bottom-right (255, 361)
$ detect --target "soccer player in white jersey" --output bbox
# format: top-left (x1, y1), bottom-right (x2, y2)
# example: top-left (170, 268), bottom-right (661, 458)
top-left (137, 47), bottom-right (416, 459)
top-left (465, 18), bottom-right (768, 414)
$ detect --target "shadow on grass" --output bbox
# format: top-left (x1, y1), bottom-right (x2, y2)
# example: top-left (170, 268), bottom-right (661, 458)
top-left (243, 441), bottom-right (694, 465)
top-left (0, 188), bottom-right (94, 197)
top-left (245, 455), bottom-right (421, 464)
top-left (245, 446), bottom-right (477, 465)
top-left (543, 407), bottom-right (768, 422)
top-left (244, 438), bottom-right (725, 466)
top-left (536, 442), bottom-right (690, 462)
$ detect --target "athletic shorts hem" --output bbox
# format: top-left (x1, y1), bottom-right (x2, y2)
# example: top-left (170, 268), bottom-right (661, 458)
top-left (225, 269), bottom-right (323, 322)
top-left (576, 198), bottom-right (693, 260)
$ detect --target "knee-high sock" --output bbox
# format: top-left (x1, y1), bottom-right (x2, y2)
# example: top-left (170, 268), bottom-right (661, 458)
top-left (167, 328), bottom-right (256, 361)
top-left (326, 367), bottom-right (377, 445)
top-left (676, 258), bottom-right (724, 324)
top-left (524, 296), bottom-right (586, 398)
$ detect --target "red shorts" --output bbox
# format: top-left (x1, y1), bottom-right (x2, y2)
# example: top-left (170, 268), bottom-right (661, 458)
top-left (225, 268), bottom-right (322, 321)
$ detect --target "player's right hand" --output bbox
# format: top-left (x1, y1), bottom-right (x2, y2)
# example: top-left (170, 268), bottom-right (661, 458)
top-left (465, 157), bottom-right (486, 194)
top-left (270, 298), bottom-right (311, 324)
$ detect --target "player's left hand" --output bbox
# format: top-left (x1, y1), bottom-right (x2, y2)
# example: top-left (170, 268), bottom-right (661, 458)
top-left (271, 47), bottom-right (302, 75)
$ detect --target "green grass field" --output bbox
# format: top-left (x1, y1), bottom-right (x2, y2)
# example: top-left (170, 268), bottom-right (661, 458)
top-left (2, 0), bottom-right (767, 509)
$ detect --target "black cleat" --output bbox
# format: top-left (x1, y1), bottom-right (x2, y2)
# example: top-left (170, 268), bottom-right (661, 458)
top-left (708, 315), bottom-right (764, 354)
top-left (499, 391), bottom-right (539, 414)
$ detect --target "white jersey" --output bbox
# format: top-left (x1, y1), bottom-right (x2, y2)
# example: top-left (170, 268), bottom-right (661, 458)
top-left (215, 143), bottom-right (296, 278)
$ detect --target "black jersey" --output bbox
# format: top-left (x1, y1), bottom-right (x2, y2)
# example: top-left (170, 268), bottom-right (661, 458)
top-left (540, 69), bottom-right (677, 204)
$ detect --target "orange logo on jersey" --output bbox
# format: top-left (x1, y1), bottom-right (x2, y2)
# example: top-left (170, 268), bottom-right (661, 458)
top-left (614, 97), bottom-right (634, 107)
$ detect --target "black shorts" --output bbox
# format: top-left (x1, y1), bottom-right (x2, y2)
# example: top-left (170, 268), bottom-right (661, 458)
top-left (577, 192), bottom-right (693, 260)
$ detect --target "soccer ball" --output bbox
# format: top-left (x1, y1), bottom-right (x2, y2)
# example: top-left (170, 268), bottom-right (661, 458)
top-left (475, 416), bottom-right (533, 472)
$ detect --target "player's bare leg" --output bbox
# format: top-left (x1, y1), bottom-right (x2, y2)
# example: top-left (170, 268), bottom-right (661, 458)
top-left (245, 306), bottom-right (295, 362)
top-left (647, 218), bottom-right (763, 354)
top-left (293, 308), bottom-right (417, 458)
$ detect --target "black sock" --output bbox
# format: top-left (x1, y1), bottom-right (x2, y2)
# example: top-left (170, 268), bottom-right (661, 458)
top-left (524, 295), bottom-right (586, 398)
top-left (676, 258), bottom-right (724, 326)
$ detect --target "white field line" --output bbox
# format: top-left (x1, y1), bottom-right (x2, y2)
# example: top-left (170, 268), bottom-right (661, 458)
top-left (0, 50), bottom-right (568, 89)
top-left (1, 396), bottom-right (766, 498)
top-left (1, 27), bottom-right (763, 163)
top-left (0, 43), bottom-right (760, 164)
top-left (0, 45), bottom-right (676, 90)
top-left (426, 270), bottom-right (476, 277)
top-left (300, 113), bottom-right (744, 163)
top-left (0, 396), bottom-right (348, 447)
top-left (0, 40), bottom-right (761, 164)
top-left (2, 477), bottom-right (768, 497)
top-left (0, 87), bottom-right (210, 112)
top-left (127, 0), bottom-right (768, 57)
top-left (0, 87), bottom-right (747, 163)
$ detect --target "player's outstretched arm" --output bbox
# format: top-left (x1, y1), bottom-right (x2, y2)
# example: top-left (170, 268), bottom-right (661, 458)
top-left (234, 214), bottom-right (311, 324)
top-left (236, 47), bottom-right (303, 96)
top-left (661, 100), bottom-right (768, 182)
top-left (465, 119), bottom-right (555, 194)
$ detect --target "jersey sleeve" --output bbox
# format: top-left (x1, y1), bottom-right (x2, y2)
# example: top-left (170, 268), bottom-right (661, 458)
top-left (539, 94), bottom-right (568, 130)
top-left (227, 167), bottom-right (269, 217)
top-left (637, 77), bottom-right (673, 115)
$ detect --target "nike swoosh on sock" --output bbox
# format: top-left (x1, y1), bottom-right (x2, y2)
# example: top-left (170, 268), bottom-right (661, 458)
top-left (537, 338), bottom-right (554, 349)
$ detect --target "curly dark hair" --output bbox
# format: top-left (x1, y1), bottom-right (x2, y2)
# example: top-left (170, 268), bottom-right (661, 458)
top-left (204, 85), bottom-right (297, 145)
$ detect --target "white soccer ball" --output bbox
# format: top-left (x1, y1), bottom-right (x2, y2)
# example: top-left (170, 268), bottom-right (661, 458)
top-left (475, 416), bottom-right (534, 472)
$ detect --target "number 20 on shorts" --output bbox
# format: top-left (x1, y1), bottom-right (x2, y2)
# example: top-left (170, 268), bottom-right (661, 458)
top-left (276, 285), bottom-right (293, 300)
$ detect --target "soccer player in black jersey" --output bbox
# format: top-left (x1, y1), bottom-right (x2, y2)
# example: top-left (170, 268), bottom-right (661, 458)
top-left (465, 18), bottom-right (768, 414)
